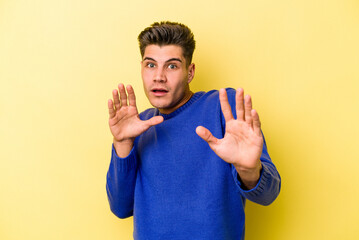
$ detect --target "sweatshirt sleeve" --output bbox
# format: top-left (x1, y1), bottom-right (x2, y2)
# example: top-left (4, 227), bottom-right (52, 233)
top-left (106, 144), bottom-right (138, 218)
top-left (231, 137), bottom-right (281, 206)
top-left (223, 88), bottom-right (281, 205)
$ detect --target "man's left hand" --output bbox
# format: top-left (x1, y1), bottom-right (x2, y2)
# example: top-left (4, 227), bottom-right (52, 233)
top-left (196, 88), bottom-right (263, 189)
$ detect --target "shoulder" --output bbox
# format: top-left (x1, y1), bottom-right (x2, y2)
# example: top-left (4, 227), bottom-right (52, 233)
top-left (201, 88), bottom-right (237, 119)
top-left (202, 88), bottom-right (236, 97)
top-left (139, 108), bottom-right (157, 121)
top-left (199, 88), bottom-right (236, 104)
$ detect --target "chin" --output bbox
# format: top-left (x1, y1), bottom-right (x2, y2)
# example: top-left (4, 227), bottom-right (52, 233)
top-left (149, 99), bottom-right (171, 109)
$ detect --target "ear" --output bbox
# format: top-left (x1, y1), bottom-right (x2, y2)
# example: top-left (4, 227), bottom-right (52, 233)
top-left (187, 63), bottom-right (195, 83)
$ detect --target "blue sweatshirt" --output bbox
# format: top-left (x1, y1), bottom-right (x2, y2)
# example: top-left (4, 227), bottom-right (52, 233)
top-left (106, 89), bottom-right (281, 240)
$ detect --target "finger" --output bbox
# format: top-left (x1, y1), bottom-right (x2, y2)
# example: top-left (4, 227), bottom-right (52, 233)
top-left (143, 116), bottom-right (164, 129)
top-left (235, 88), bottom-right (245, 121)
top-left (196, 126), bottom-right (219, 145)
top-left (118, 83), bottom-right (128, 107)
top-left (112, 89), bottom-right (121, 111)
top-left (108, 99), bottom-right (116, 119)
top-left (219, 88), bottom-right (234, 122)
top-left (131, 116), bottom-right (164, 137)
top-left (126, 85), bottom-right (137, 107)
top-left (252, 109), bottom-right (261, 135)
top-left (244, 95), bottom-right (253, 126)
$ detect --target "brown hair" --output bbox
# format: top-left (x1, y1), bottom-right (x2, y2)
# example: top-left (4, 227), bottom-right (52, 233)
top-left (138, 21), bottom-right (196, 67)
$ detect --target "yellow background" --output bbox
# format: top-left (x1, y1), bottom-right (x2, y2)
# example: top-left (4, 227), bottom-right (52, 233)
top-left (1, 0), bottom-right (358, 239)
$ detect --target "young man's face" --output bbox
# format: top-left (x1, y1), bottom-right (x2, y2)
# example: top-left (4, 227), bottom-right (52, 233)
top-left (141, 44), bottom-right (195, 114)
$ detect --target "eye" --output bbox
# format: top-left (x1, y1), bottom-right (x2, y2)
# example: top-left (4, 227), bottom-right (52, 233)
top-left (168, 64), bottom-right (177, 69)
top-left (146, 62), bottom-right (155, 68)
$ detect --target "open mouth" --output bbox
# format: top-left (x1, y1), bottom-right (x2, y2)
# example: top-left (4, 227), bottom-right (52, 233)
top-left (151, 88), bottom-right (168, 96)
top-left (151, 88), bottom-right (169, 93)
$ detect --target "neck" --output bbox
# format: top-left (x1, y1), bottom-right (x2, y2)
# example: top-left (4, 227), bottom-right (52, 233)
top-left (159, 91), bottom-right (194, 115)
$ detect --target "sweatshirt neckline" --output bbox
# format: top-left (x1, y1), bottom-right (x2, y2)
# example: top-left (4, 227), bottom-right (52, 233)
top-left (156, 91), bottom-right (204, 120)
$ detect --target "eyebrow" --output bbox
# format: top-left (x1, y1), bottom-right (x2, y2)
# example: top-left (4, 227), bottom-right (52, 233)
top-left (143, 57), bottom-right (182, 63)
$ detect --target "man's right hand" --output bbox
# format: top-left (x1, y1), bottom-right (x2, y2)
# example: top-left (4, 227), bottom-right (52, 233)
top-left (108, 84), bottom-right (164, 158)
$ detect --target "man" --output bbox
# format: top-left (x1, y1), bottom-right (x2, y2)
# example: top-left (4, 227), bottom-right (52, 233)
top-left (106, 21), bottom-right (281, 239)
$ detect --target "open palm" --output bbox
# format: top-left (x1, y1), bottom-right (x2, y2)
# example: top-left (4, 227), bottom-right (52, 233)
top-left (108, 84), bottom-right (163, 157)
top-left (196, 88), bottom-right (263, 187)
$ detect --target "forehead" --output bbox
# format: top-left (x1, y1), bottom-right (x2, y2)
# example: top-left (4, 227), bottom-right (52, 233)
top-left (143, 44), bottom-right (185, 62)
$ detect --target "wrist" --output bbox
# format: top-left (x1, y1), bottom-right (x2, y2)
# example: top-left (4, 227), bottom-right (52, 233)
top-left (113, 138), bottom-right (134, 158)
top-left (235, 163), bottom-right (262, 190)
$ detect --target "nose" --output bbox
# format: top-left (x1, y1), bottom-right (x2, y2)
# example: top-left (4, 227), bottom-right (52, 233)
top-left (153, 67), bottom-right (166, 83)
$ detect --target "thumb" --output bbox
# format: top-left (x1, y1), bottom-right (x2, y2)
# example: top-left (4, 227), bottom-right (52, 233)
top-left (144, 116), bottom-right (164, 127)
top-left (196, 126), bottom-right (218, 145)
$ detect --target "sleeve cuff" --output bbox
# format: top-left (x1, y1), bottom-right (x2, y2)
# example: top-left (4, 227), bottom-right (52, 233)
top-left (111, 144), bottom-right (137, 172)
top-left (232, 163), bottom-right (270, 197)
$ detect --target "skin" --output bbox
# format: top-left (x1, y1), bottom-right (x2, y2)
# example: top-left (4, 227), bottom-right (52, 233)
top-left (195, 89), bottom-right (263, 189)
top-left (141, 45), bottom-right (195, 114)
top-left (108, 44), bottom-right (263, 189)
